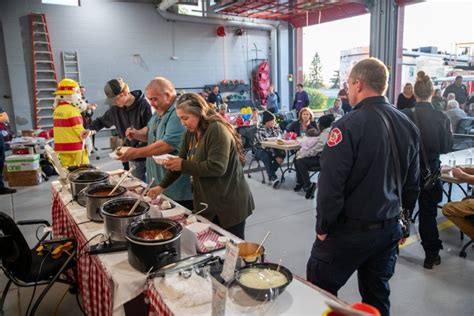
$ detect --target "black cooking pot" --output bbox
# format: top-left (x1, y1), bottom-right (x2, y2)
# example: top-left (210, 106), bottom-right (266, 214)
top-left (68, 170), bottom-right (109, 206)
top-left (67, 164), bottom-right (97, 173)
top-left (125, 218), bottom-right (182, 273)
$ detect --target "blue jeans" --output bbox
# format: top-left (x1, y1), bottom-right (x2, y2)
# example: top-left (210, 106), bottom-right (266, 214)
top-left (255, 148), bottom-right (279, 180)
top-left (307, 222), bottom-right (401, 316)
top-left (130, 160), bottom-right (147, 182)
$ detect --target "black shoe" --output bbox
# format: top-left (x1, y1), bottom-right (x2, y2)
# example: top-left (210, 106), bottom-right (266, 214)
top-left (305, 183), bottom-right (317, 199)
top-left (293, 183), bottom-right (303, 192)
top-left (423, 251), bottom-right (441, 269)
top-left (0, 187), bottom-right (16, 195)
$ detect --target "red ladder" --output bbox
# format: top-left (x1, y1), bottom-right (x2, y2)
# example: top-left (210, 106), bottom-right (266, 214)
top-left (30, 13), bottom-right (58, 130)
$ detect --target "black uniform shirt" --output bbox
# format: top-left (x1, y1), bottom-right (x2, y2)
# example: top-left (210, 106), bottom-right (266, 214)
top-left (402, 102), bottom-right (453, 168)
top-left (316, 96), bottom-right (420, 235)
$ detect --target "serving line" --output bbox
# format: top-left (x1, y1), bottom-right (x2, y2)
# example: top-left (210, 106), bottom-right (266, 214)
top-left (52, 175), bottom-right (347, 316)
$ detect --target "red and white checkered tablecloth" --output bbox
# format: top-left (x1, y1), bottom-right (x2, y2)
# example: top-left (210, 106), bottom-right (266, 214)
top-left (196, 229), bottom-right (226, 253)
top-left (51, 183), bottom-right (184, 316)
top-left (145, 280), bottom-right (174, 316)
top-left (52, 187), bottom-right (113, 316)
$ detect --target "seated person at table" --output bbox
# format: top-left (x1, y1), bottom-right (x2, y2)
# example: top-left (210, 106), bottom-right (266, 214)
top-left (255, 111), bottom-right (286, 188)
top-left (294, 114), bottom-right (334, 199)
top-left (287, 107), bottom-right (317, 137)
top-left (442, 167), bottom-right (474, 240)
top-left (326, 98), bottom-right (344, 117)
top-left (445, 100), bottom-right (467, 132)
top-left (218, 103), bottom-right (231, 123)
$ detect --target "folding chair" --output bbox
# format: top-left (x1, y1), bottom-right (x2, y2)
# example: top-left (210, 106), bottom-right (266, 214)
top-left (0, 212), bottom-right (79, 316)
top-left (237, 125), bottom-right (267, 183)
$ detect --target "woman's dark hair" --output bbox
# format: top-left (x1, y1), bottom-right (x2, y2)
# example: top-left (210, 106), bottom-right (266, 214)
top-left (414, 71), bottom-right (433, 100)
top-left (318, 114), bottom-right (335, 130)
top-left (176, 93), bottom-right (245, 165)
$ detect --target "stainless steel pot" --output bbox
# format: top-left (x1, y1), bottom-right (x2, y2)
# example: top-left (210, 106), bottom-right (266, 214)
top-left (68, 170), bottom-right (110, 206)
top-left (101, 197), bottom-right (150, 242)
top-left (125, 218), bottom-right (182, 273)
top-left (84, 185), bottom-right (127, 222)
top-left (66, 164), bottom-right (97, 173)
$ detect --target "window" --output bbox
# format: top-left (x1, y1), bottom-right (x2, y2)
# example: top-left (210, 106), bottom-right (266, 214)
top-left (42, 0), bottom-right (79, 6)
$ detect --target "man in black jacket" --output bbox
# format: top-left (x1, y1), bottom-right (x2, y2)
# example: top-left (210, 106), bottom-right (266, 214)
top-left (306, 58), bottom-right (420, 316)
top-left (81, 78), bottom-right (152, 181)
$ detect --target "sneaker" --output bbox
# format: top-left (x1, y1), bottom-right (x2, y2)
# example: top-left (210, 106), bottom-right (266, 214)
top-left (0, 187), bottom-right (16, 195)
top-left (423, 251), bottom-right (441, 269)
top-left (293, 183), bottom-right (303, 192)
top-left (268, 175), bottom-right (277, 185)
top-left (272, 179), bottom-right (280, 189)
top-left (305, 183), bottom-right (317, 199)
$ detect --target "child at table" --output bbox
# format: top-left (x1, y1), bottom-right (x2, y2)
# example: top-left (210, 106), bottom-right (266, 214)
top-left (255, 111), bottom-right (286, 188)
top-left (294, 114), bottom-right (335, 199)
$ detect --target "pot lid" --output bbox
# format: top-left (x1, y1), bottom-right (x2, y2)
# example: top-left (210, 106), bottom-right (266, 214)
top-left (68, 170), bottom-right (109, 183)
top-left (150, 253), bottom-right (214, 278)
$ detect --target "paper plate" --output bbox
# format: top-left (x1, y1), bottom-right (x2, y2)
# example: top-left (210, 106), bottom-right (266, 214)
top-left (153, 154), bottom-right (178, 165)
top-left (109, 147), bottom-right (131, 160)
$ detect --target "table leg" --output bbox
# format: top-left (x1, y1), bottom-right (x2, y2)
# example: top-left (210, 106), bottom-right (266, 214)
top-left (279, 150), bottom-right (296, 186)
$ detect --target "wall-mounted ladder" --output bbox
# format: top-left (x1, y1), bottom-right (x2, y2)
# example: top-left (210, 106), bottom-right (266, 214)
top-left (61, 51), bottom-right (81, 84)
top-left (30, 13), bottom-right (58, 130)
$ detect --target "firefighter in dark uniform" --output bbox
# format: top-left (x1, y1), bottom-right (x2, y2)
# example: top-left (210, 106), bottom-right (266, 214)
top-left (306, 58), bottom-right (420, 316)
top-left (402, 71), bottom-right (453, 269)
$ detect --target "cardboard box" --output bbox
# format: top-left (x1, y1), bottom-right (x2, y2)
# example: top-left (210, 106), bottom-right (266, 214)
top-left (7, 169), bottom-right (41, 186)
top-left (6, 154), bottom-right (41, 172)
top-left (2, 165), bottom-right (8, 181)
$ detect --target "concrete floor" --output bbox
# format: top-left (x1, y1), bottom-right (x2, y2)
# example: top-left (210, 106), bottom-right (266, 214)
top-left (1, 136), bottom-right (473, 315)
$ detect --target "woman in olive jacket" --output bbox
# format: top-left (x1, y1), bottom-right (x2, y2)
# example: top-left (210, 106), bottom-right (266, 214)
top-left (147, 93), bottom-right (254, 239)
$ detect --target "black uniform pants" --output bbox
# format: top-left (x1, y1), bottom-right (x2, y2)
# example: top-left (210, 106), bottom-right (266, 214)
top-left (419, 180), bottom-right (443, 252)
top-left (307, 222), bottom-right (401, 316)
top-left (0, 133), bottom-right (5, 189)
top-left (294, 155), bottom-right (320, 189)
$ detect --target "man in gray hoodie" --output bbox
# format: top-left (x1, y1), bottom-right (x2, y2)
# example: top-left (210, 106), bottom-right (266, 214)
top-left (81, 78), bottom-right (152, 181)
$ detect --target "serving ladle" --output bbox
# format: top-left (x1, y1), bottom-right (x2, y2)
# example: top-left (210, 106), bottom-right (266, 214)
top-left (108, 166), bottom-right (135, 196)
top-left (128, 177), bottom-right (154, 216)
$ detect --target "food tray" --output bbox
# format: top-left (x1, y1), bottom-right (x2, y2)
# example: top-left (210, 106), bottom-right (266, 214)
top-left (196, 229), bottom-right (226, 253)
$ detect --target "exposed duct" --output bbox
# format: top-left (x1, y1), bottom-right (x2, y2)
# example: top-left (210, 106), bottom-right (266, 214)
top-left (158, 0), bottom-right (179, 11)
top-left (156, 4), bottom-right (279, 30)
top-left (155, 4), bottom-right (281, 95)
